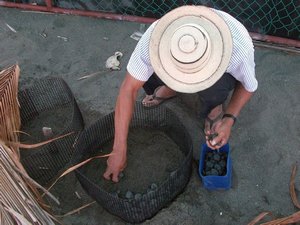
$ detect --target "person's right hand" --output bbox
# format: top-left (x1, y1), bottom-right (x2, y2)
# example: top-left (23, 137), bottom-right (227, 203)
top-left (103, 150), bottom-right (127, 182)
top-left (205, 118), bottom-right (232, 149)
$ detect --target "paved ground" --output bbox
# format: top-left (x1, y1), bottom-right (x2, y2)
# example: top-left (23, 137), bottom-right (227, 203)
top-left (1, 6), bottom-right (300, 225)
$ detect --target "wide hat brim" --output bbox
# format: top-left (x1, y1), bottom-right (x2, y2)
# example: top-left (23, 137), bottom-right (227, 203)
top-left (149, 5), bottom-right (233, 93)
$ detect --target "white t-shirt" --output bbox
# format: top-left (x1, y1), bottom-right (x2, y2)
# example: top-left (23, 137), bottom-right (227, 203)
top-left (127, 8), bottom-right (258, 92)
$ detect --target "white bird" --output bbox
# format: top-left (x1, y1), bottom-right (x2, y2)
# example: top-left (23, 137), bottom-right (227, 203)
top-left (105, 51), bottom-right (123, 70)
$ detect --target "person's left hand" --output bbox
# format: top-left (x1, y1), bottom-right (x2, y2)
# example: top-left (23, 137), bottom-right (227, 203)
top-left (205, 119), bottom-right (233, 149)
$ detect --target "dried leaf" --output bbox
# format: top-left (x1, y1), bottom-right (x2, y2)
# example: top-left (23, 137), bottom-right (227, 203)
top-left (5, 23), bottom-right (17, 33)
top-left (46, 153), bottom-right (112, 192)
top-left (248, 212), bottom-right (272, 225)
top-left (55, 201), bottom-right (96, 218)
top-left (76, 70), bottom-right (110, 81)
top-left (289, 163), bottom-right (300, 209)
top-left (9, 132), bottom-right (74, 149)
top-left (261, 210), bottom-right (300, 225)
top-left (4, 206), bottom-right (32, 224)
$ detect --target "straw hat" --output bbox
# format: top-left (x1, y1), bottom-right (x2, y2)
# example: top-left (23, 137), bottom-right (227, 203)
top-left (149, 5), bottom-right (233, 93)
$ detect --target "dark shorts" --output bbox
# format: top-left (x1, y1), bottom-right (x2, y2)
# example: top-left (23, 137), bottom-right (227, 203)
top-left (143, 73), bottom-right (237, 117)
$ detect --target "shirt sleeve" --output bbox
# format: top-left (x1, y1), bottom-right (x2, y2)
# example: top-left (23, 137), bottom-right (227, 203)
top-left (229, 49), bottom-right (258, 92)
top-left (127, 21), bottom-right (158, 81)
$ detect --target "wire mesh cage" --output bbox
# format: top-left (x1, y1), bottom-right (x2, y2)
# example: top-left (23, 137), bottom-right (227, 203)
top-left (72, 103), bottom-right (193, 223)
top-left (5, 0), bottom-right (298, 40)
top-left (19, 77), bottom-right (84, 185)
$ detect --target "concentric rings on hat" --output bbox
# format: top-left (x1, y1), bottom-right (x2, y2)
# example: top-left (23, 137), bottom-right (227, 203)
top-left (149, 5), bottom-right (233, 93)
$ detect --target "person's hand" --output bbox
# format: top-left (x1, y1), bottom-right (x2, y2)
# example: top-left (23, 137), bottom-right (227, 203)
top-left (103, 150), bottom-right (127, 182)
top-left (205, 118), bottom-right (233, 149)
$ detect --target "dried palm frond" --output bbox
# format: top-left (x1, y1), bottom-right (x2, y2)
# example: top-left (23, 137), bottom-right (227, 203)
top-left (0, 142), bottom-right (55, 225)
top-left (0, 65), bottom-right (20, 149)
top-left (0, 65), bottom-right (57, 224)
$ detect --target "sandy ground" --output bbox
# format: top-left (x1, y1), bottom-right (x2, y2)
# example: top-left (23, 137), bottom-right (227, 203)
top-left (1, 7), bottom-right (300, 225)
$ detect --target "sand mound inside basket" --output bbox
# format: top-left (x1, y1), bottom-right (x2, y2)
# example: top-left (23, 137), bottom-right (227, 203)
top-left (82, 127), bottom-right (185, 198)
top-left (20, 105), bottom-right (72, 157)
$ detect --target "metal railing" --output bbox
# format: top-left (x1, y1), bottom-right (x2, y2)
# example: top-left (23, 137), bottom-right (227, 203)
top-left (0, 0), bottom-right (299, 48)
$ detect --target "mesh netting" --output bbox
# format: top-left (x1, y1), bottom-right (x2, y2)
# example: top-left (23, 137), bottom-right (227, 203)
top-left (19, 77), bottom-right (84, 185)
top-left (72, 103), bottom-right (193, 223)
top-left (9, 0), bottom-right (297, 40)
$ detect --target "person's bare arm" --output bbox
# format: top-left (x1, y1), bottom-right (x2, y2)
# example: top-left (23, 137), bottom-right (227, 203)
top-left (103, 72), bottom-right (145, 182)
top-left (207, 82), bottom-right (254, 149)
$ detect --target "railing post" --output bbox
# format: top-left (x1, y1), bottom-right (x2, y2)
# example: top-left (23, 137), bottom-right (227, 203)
top-left (45, 0), bottom-right (52, 10)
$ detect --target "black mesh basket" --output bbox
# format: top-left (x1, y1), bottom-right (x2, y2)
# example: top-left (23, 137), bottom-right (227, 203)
top-left (19, 77), bottom-right (84, 185)
top-left (72, 103), bottom-right (193, 223)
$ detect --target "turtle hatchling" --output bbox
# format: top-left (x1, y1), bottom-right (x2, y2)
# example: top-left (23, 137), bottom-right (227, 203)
top-left (105, 51), bottom-right (123, 70)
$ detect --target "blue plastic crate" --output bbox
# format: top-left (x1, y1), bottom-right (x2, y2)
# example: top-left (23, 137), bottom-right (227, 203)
top-left (199, 143), bottom-right (232, 190)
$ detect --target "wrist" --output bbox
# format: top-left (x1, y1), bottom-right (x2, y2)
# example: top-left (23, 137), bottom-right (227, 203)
top-left (222, 113), bottom-right (237, 126)
top-left (112, 143), bottom-right (127, 154)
